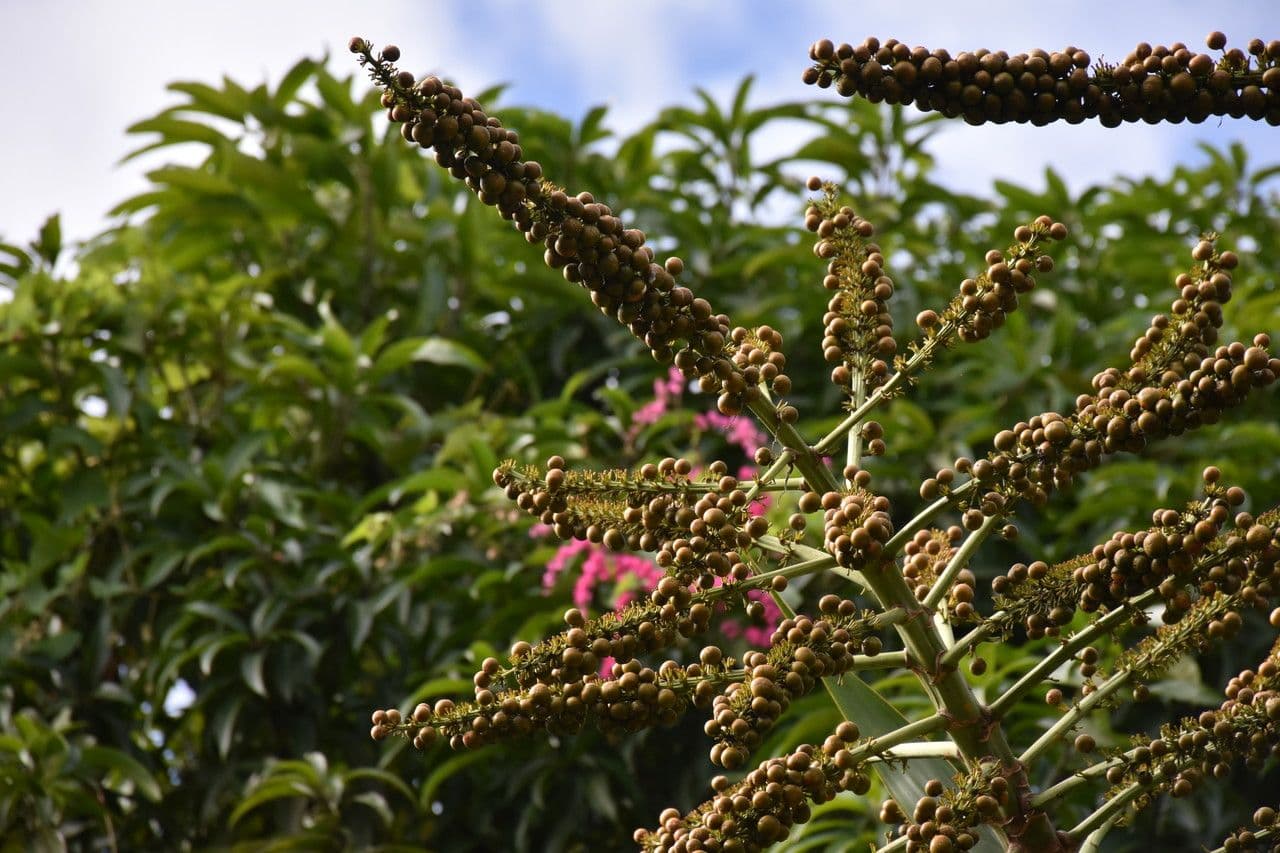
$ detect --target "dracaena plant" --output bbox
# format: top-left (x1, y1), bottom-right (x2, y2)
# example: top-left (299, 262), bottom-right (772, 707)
top-left (351, 30), bottom-right (1280, 853)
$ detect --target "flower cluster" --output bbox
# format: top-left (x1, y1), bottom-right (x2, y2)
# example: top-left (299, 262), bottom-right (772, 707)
top-left (707, 598), bottom-right (878, 769)
top-left (636, 722), bottom-right (868, 852)
top-left (351, 40), bottom-right (801, 420)
top-left (803, 33), bottom-right (1280, 126)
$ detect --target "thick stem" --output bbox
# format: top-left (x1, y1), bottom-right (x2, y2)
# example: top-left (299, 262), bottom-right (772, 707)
top-left (853, 552), bottom-right (1066, 850)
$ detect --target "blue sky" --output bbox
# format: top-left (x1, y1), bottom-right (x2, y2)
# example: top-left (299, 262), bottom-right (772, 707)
top-left (2, 1), bottom-right (1276, 247)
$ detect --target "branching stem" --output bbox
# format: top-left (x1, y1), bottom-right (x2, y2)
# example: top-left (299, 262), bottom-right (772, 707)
top-left (989, 590), bottom-right (1158, 720)
top-left (923, 513), bottom-right (1000, 611)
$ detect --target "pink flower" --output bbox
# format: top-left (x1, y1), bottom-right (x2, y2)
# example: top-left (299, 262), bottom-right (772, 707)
top-left (630, 367), bottom-right (687, 429)
top-left (693, 411), bottom-right (768, 458)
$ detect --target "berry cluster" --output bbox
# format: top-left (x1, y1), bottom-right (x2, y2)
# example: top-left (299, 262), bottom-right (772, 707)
top-left (370, 651), bottom-right (739, 752)
top-left (994, 500), bottom-right (1280, 652)
top-left (804, 185), bottom-right (896, 394)
top-left (1219, 804), bottom-right (1280, 852)
top-left (1105, 636), bottom-right (1280, 803)
top-left (917, 219), bottom-right (1064, 351)
top-left (1113, 238), bottom-right (1239, 391)
top-left (693, 325), bottom-right (793, 419)
top-left (803, 33), bottom-right (1280, 126)
top-left (494, 456), bottom-right (766, 595)
top-left (706, 597), bottom-right (876, 768)
top-left (489, 602), bottom-right (714, 693)
top-left (879, 775), bottom-right (1005, 853)
top-left (813, 483), bottom-right (896, 569)
top-left (351, 39), bottom-right (791, 417)
top-left (916, 235), bottom-right (1254, 525)
top-left (931, 292), bottom-right (1275, 522)
top-left (902, 528), bottom-right (977, 617)
top-left (636, 722), bottom-right (866, 852)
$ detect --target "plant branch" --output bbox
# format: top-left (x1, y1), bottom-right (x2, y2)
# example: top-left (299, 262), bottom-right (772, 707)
top-left (988, 589), bottom-right (1158, 720)
top-left (923, 513), bottom-right (1000, 611)
top-left (1068, 782), bottom-right (1144, 842)
top-left (1019, 670), bottom-right (1131, 767)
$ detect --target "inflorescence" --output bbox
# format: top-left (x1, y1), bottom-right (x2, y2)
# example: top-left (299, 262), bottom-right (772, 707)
top-left (803, 33), bottom-right (1280, 126)
top-left (353, 32), bottom-right (1280, 853)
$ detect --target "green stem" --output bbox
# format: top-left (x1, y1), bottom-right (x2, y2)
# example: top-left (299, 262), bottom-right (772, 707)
top-left (874, 836), bottom-right (909, 853)
top-left (747, 397), bottom-right (840, 495)
top-left (850, 649), bottom-right (913, 671)
top-left (750, 537), bottom-right (870, 591)
top-left (849, 713), bottom-right (950, 758)
top-left (848, 366), bottom-right (865, 477)
top-left (752, 536), bottom-right (831, 562)
top-left (1068, 782), bottom-right (1143, 841)
top-left (940, 620), bottom-right (1000, 669)
top-left (1078, 810), bottom-right (1123, 853)
top-left (1019, 670), bottom-right (1131, 767)
top-left (881, 482), bottom-right (977, 558)
top-left (1207, 826), bottom-right (1276, 853)
top-left (743, 449), bottom-right (797, 501)
top-left (813, 319), bottom-right (958, 456)
top-left (868, 741), bottom-right (962, 760)
top-left (851, 546), bottom-right (1067, 849)
top-left (1031, 750), bottom-right (1136, 809)
top-left (922, 513), bottom-right (1000, 611)
top-left (988, 589), bottom-right (1157, 720)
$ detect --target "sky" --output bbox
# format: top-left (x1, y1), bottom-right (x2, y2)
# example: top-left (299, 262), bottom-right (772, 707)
top-left (1, 1), bottom-right (1277, 249)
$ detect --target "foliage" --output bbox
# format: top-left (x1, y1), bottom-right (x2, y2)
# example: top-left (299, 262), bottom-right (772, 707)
top-left (0, 34), bottom-right (1277, 852)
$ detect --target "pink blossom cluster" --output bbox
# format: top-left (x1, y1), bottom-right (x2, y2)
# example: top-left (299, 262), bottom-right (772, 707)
top-left (541, 537), bottom-right (664, 612)
top-left (693, 409), bottom-right (767, 461)
top-left (630, 366), bottom-right (687, 429)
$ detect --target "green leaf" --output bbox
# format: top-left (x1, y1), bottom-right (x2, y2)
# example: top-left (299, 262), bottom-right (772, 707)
top-left (199, 633), bottom-right (249, 676)
top-left (34, 214), bottom-right (61, 266)
top-left (168, 80), bottom-right (249, 122)
top-left (261, 354), bottom-right (330, 388)
top-left (367, 336), bottom-right (485, 382)
top-left (240, 649), bottom-right (268, 697)
top-left (121, 116), bottom-right (228, 162)
top-left (229, 778), bottom-right (313, 826)
top-left (342, 767), bottom-right (417, 806)
top-left (349, 790), bottom-right (394, 827)
top-left (420, 749), bottom-right (492, 808)
top-left (275, 57), bottom-right (317, 106)
top-left (146, 164), bottom-right (238, 197)
top-left (211, 695), bottom-right (245, 759)
top-left (80, 746), bottom-right (162, 802)
top-left (185, 601), bottom-right (248, 633)
top-left (94, 362), bottom-right (133, 419)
